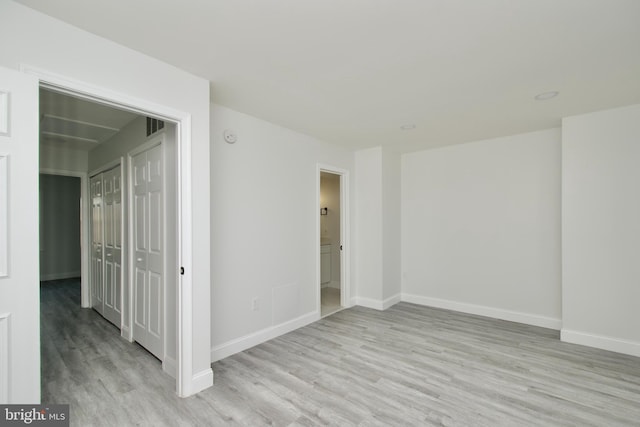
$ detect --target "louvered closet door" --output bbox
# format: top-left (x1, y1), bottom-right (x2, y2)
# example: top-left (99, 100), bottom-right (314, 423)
top-left (103, 166), bottom-right (122, 327)
top-left (132, 143), bottom-right (164, 360)
top-left (90, 174), bottom-right (104, 315)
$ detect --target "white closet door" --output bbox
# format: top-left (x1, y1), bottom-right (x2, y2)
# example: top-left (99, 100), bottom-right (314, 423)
top-left (103, 166), bottom-right (122, 327)
top-left (132, 143), bottom-right (164, 360)
top-left (90, 174), bottom-right (104, 315)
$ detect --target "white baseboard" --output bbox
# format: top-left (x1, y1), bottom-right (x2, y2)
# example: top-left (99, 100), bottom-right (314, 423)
top-left (40, 271), bottom-right (81, 282)
top-left (190, 368), bottom-right (214, 395)
top-left (162, 356), bottom-right (177, 379)
top-left (401, 293), bottom-right (562, 330)
top-left (211, 311), bottom-right (319, 362)
top-left (561, 329), bottom-right (640, 358)
top-left (383, 293), bottom-right (402, 310)
top-left (354, 293), bottom-right (401, 311)
top-left (354, 297), bottom-right (384, 310)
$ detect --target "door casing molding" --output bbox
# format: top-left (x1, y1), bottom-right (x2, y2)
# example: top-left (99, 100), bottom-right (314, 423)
top-left (24, 65), bottom-right (197, 397)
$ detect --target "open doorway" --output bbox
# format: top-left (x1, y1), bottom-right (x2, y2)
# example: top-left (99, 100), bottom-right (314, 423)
top-left (4, 59), bottom-right (210, 399)
top-left (319, 168), bottom-right (350, 317)
top-left (38, 86), bottom-right (179, 396)
top-left (39, 174), bottom-right (81, 283)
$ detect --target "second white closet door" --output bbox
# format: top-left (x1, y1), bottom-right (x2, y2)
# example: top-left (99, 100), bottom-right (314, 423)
top-left (90, 175), bottom-right (104, 315)
top-left (132, 143), bottom-right (164, 360)
top-left (103, 166), bottom-right (122, 327)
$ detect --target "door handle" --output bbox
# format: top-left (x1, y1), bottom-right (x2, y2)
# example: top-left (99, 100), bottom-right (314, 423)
top-left (137, 258), bottom-right (143, 262)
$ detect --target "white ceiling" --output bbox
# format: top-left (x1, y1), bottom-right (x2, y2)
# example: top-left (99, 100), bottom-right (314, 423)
top-left (19, 0), bottom-right (640, 152)
top-left (40, 89), bottom-right (138, 151)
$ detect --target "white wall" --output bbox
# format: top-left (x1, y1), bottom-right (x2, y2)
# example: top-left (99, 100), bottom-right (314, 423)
top-left (354, 146), bottom-right (402, 309)
top-left (210, 103), bottom-right (354, 361)
top-left (40, 145), bottom-right (88, 172)
top-left (354, 147), bottom-right (383, 305)
top-left (0, 1), bottom-right (211, 396)
top-left (562, 103), bottom-right (640, 357)
top-left (382, 147), bottom-right (401, 302)
top-left (39, 174), bottom-right (81, 281)
top-left (88, 116), bottom-right (146, 171)
top-left (402, 129), bottom-right (562, 329)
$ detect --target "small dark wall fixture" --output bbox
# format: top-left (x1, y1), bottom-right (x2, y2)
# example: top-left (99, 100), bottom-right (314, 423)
top-left (146, 117), bottom-right (165, 136)
top-left (320, 207), bottom-right (328, 216)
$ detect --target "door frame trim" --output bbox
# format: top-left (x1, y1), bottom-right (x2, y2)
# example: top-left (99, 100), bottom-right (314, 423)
top-left (39, 168), bottom-right (89, 307)
top-left (316, 164), bottom-right (351, 315)
top-left (25, 65), bottom-right (196, 397)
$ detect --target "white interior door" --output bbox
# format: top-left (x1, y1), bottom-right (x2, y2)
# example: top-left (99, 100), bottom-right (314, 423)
top-left (132, 143), bottom-right (164, 360)
top-left (0, 66), bottom-right (40, 403)
top-left (103, 165), bottom-right (122, 327)
top-left (90, 173), bottom-right (104, 315)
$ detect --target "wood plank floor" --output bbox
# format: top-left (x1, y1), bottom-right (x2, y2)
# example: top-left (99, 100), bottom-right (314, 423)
top-left (41, 279), bottom-right (640, 426)
top-left (321, 287), bottom-right (341, 317)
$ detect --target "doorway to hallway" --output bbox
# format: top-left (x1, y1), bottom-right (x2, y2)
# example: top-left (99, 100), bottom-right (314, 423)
top-left (38, 85), bottom-right (179, 392)
top-left (39, 173), bottom-right (81, 283)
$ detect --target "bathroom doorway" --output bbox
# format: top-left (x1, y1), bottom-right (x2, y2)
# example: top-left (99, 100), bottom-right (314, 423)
top-left (320, 171), bottom-right (342, 316)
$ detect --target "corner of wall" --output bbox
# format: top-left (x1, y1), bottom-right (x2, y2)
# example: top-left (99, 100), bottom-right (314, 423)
top-left (354, 293), bottom-right (401, 311)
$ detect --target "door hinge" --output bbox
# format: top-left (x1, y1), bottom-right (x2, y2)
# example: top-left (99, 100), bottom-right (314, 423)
top-left (340, 245), bottom-right (343, 251)
top-left (180, 267), bottom-right (185, 275)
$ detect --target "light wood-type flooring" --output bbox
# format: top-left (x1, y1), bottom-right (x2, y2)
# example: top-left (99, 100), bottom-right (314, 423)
top-left (41, 279), bottom-right (640, 426)
top-left (320, 287), bottom-right (341, 317)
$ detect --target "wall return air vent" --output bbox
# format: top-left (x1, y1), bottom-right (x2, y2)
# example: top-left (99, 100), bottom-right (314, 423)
top-left (146, 117), bottom-right (165, 137)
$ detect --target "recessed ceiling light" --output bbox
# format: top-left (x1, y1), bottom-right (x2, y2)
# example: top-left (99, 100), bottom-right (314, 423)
top-left (400, 124), bottom-right (416, 130)
top-left (534, 91), bottom-right (559, 101)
